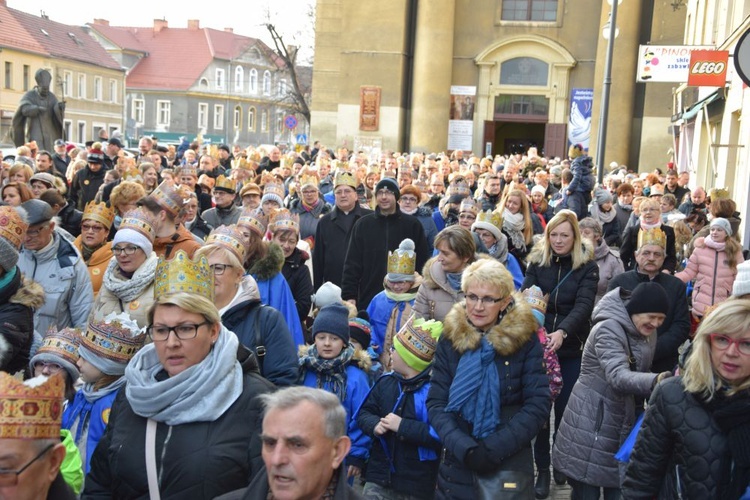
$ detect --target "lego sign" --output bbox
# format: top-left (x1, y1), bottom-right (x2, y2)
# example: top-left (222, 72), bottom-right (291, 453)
top-left (688, 50), bottom-right (729, 87)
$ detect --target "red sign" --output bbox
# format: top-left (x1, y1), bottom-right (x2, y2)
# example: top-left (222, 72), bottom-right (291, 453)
top-left (688, 50), bottom-right (729, 87)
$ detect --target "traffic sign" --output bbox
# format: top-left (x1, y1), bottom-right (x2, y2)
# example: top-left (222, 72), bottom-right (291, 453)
top-left (284, 115), bottom-right (298, 130)
top-left (296, 133), bottom-right (308, 145)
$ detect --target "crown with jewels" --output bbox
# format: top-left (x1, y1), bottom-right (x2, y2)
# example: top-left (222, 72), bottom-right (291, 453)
top-left (178, 164), bottom-right (199, 178)
top-left (150, 180), bottom-right (189, 217)
top-left (119, 208), bottom-right (157, 242)
top-left (522, 285), bottom-right (548, 317)
top-left (206, 225), bottom-right (246, 264)
top-left (232, 156), bottom-right (250, 170)
top-left (299, 171), bottom-right (320, 189)
top-left (459, 198), bottom-right (479, 215)
top-left (260, 171), bottom-right (278, 188)
top-left (476, 210), bottom-right (502, 230)
top-left (394, 316), bottom-right (443, 371)
top-left (284, 156), bottom-right (295, 169)
top-left (237, 208), bottom-right (268, 237)
top-left (709, 187), bottom-right (730, 200)
top-left (387, 238), bottom-right (416, 276)
top-left (83, 201), bottom-right (116, 229)
top-left (334, 171), bottom-right (358, 190)
top-left (36, 326), bottom-right (81, 371)
top-left (446, 180), bottom-right (471, 199)
top-left (0, 373), bottom-right (65, 439)
top-left (81, 313), bottom-right (146, 365)
top-left (269, 208), bottom-right (300, 233)
top-left (248, 150), bottom-right (262, 164)
top-left (214, 175), bottom-right (237, 193)
top-left (122, 166), bottom-right (143, 183)
top-left (637, 227), bottom-right (667, 250)
top-left (0, 205), bottom-right (28, 250)
top-left (154, 250), bottom-right (214, 301)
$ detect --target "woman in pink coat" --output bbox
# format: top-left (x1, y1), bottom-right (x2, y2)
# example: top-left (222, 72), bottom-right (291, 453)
top-left (676, 217), bottom-right (744, 322)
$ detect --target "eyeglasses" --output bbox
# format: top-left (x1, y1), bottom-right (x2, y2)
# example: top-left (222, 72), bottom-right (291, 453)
top-left (81, 224), bottom-right (105, 232)
top-left (26, 225), bottom-right (49, 238)
top-left (147, 322), bottom-right (210, 342)
top-left (640, 208), bottom-right (659, 213)
top-left (0, 444), bottom-right (55, 487)
top-left (210, 263), bottom-right (233, 275)
top-left (112, 245), bottom-right (140, 256)
top-left (400, 196), bottom-right (418, 203)
top-left (459, 214), bottom-right (476, 221)
top-left (334, 188), bottom-right (354, 196)
top-left (32, 361), bottom-right (63, 372)
top-left (466, 294), bottom-right (504, 305)
top-left (709, 334), bottom-right (750, 356)
top-left (377, 189), bottom-right (395, 197)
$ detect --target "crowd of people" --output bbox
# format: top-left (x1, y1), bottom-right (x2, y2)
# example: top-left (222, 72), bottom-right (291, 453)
top-left (1, 136), bottom-right (750, 500)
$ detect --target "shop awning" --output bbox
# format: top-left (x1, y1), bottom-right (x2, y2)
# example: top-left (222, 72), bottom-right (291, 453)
top-left (673, 90), bottom-right (725, 122)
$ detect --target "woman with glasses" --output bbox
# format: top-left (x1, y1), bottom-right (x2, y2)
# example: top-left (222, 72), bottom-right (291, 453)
top-left (427, 259), bottom-right (550, 499)
top-left (522, 210), bottom-right (599, 497)
top-left (90, 208), bottom-right (158, 329)
top-left (623, 299), bottom-right (750, 499)
top-left (619, 197), bottom-right (677, 273)
top-left (73, 201), bottom-right (115, 297)
top-left (84, 252), bottom-right (275, 497)
top-left (399, 185), bottom-right (438, 252)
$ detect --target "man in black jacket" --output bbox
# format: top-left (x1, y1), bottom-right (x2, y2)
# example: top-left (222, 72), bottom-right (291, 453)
top-left (607, 231), bottom-right (690, 373)
top-left (52, 139), bottom-right (70, 178)
top-left (68, 147), bottom-right (106, 211)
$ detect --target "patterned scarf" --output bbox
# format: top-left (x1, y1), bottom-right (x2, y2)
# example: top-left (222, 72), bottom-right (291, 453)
top-left (301, 199), bottom-right (319, 213)
top-left (102, 253), bottom-right (158, 303)
top-left (299, 344), bottom-right (355, 403)
top-left (503, 208), bottom-right (527, 253)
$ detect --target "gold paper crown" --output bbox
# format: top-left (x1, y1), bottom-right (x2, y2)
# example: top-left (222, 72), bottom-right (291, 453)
top-left (0, 205), bottom-right (29, 250)
top-left (154, 250), bottom-right (214, 300)
top-left (637, 227), bottom-right (667, 249)
top-left (215, 175), bottom-right (237, 193)
top-left (299, 172), bottom-right (320, 188)
top-left (284, 156), bottom-right (295, 168)
top-left (459, 198), bottom-right (479, 215)
top-left (237, 208), bottom-right (268, 237)
top-left (231, 157), bottom-right (250, 170)
top-left (119, 208), bottom-right (157, 242)
top-left (81, 318), bottom-right (146, 365)
top-left (387, 238), bottom-right (416, 276)
top-left (206, 225), bottom-right (247, 264)
top-left (83, 201), bottom-right (116, 229)
top-left (248, 150), bottom-right (262, 164)
top-left (122, 166), bottom-right (143, 183)
top-left (709, 187), bottom-right (730, 200)
top-left (334, 171), bottom-right (358, 190)
top-left (476, 210), bottom-right (502, 230)
top-left (150, 180), bottom-right (188, 217)
top-left (208, 144), bottom-right (220, 161)
top-left (0, 373), bottom-right (64, 439)
top-left (178, 165), bottom-right (199, 178)
top-left (263, 182), bottom-right (285, 199)
top-left (36, 327), bottom-right (81, 369)
top-left (260, 171), bottom-right (277, 188)
top-left (522, 286), bottom-right (548, 315)
top-left (269, 208), bottom-right (300, 233)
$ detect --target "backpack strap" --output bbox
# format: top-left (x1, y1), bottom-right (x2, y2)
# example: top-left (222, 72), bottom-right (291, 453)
top-left (252, 303), bottom-right (267, 374)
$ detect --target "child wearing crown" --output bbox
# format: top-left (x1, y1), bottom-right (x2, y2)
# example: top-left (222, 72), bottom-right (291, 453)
top-left (356, 317), bottom-right (443, 499)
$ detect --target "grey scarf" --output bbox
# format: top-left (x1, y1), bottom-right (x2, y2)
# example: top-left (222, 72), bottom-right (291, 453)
top-left (102, 253), bottom-right (158, 303)
top-left (82, 377), bottom-right (126, 403)
top-left (125, 325), bottom-right (243, 425)
top-left (591, 203), bottom-right (616, 224)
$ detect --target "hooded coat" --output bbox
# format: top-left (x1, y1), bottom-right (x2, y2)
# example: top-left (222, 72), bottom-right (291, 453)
top-left (73, 236), bottom-right (114, 297)
top-left (552, 288), bottom-right (659, 488)
top-left (281, 247), bottom-right (314, 326)
top-left (414, 256), bottom-right (469, 323)
top-left (426, 297), bottom-right (551, 500)
top-left (152, 224), bottom-right (202, 259)
top-left (0, 271), bottom-right (44, 374)
top-left (593, 239), bottom-right (624, 305)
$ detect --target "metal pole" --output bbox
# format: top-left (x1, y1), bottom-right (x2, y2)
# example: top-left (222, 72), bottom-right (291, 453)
top-left (596, 0), bottom-right (619, 186)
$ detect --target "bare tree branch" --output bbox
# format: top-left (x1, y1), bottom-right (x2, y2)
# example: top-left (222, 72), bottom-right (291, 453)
top-left (266, 23), bottom-right (310, 124)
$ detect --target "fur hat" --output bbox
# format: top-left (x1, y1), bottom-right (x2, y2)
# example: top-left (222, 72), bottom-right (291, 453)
top-left (625, 282), bottom-right (669, 316)
top-left (312, 303), bottom-right (351, 344)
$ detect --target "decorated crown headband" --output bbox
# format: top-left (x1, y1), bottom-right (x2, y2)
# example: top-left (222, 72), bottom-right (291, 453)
top-left (83, 201), bottom-right (116, 229)
top-left (459, 199), bottom-right (479, 215)
top-left (334, 171), bottom-right (358, 190)
top-left (150, 180), bottom-right (187, 217)
top-left (81, 318), bottom-right (146, 364)
top-left (637, 227), bottom-right (667, 250)
top-left (476, 210), bottom-right (502, 229)
top-left (263, 183), bottom-right (285, 199)
top-left (215, 175), bottom-right (237, 192)
top-left (206, 225), bottom-right (247, 264)
top-left (119, 208), bottom-right (157, 242)
top-left (237, 209), bottom-right (268, 237)
top-left (0, 205), bottom-right (28, 250)
top-left (269, 208), bottom-right (300, 233)
top-left (154, 250), bottom-right (214, 301)
top-left (0, 373), bottom-right (64, 439)
top-left (37, 327), bottom-right (81, 367)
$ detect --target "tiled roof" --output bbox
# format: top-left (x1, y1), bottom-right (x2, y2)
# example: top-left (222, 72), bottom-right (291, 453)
top-left (88, 21), bottom-right (285, 91)
top-left (0, 5), bottom-right (121, 70)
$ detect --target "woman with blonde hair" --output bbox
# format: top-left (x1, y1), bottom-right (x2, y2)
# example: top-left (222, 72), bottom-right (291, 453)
top-left (139, 162), bottom-right (159, 195)
top-left (619, 197), bottom-right (677, 272)
top-left (499, 188), bottom-right (537, 263)
top-left (522, 209), bottom-right (599, 495)
top-left (8, 162), bottom-right (34, 184)
top-left (66, 159), bottom-right (87, 184)
top-left (624, 299), bottom-right (750, 499)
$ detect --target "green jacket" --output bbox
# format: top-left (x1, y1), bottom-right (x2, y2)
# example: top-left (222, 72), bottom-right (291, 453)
top-left (60, 429), bottom-right (83, 495)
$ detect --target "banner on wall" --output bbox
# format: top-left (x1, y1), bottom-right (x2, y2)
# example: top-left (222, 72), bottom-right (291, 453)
top-left (637, 45), bottom-right (713, 82)
top-left (568, 88), bottom-right (593, 149)
top-left (448, 86), bottom-right (476, 151)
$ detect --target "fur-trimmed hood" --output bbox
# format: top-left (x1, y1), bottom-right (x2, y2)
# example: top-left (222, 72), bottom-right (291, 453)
top-left (442, 292), bottom-right (537, 356)
top-left (248, 243), bottom-right (285, 281)
top-left (11, 277), bottom-right (45, 310)
top-left (421, 253), bottom-right (493, 292)
top-left (298, 344), bottom-right (373, 372)
top-left (526, 238), bottom-right (595, 269)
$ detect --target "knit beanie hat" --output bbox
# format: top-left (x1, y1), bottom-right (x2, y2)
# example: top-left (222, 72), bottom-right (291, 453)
top-left (710, 217), bottom-right (732, 237)
top-left (349, 311), bottom-right (372, 349)
top-left (311, 282), bottom-right (342, 309)
top-left (594, 188), bottom-right (612, 206)
top-left (0, 205), bottom-right (28, 272)
top-left (531, 185), bottom-right (546, 197)
top-left (376, 178), bottom-right (400, 201)
top-left (30, 327), bottom-right (81, 382)
top-left (733, 260), bottom-right (750, 297)
top-left (625, 282), bottom-right (669, 316)
top-left (312, 303), bottom-right (351, 344)
top-left (112, 228), bottom-right (153, 256)
top-left (522, 285), bottom-right (547, 327)
top-left (394, 317), bottom-right (442, 372)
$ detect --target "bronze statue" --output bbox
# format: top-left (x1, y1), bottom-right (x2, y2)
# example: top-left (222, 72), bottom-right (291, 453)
top-left (11, 68), bottom-right (65, 153)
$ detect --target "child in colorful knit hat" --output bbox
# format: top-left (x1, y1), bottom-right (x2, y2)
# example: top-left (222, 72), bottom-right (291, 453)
top-left (62, 312), bottom-right (145, 473)
top-left (523, 285), bottom-right (562, 400)
top-left (356, 316), bottom-right (443, 498)
top-left (349, 310), bottom-right (384, 385)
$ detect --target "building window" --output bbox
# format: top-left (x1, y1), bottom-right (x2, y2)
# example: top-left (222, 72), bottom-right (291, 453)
top-left (276, 112), bottom-right (284, 134)
top-left (63, 120), bottom-right (72, 141)
top-left (216, 69), bottom-right (225, 90)
top-left (235, 66), bottom-right (244, 92)
top-left (199, 78), bottom-right (209, 89)
top-left (499, 58), bottom-right (549, 86)
top-left (234, 106), bottom-right (242, 129)
top-left (23, 65), bottom-right (30, 91)
top-left (77, 121), bottom-right (86, 143)
top-left (63, 71), bottom-right (72, 97)
top-left (249, 69), bottom-right (258, 94)
top-left (248, 107), bottom-right (256, 131)
top-left (260, 109), bottom-right (268, 131)
top-left (501, 0), bottom-right (558, 22)
top-left (278, 79), bottom-right (287, 97)
top-left (132, 98), bottom-right (144, 123)
top-left (109, 80), bottom-right (118, 103)
top-left (214, 104), bottom-right (224, 130)
top-left (263, 71), bottom-right (271, 95)
top-left (494, 94), bottom-right (549, 117)
top-left (157, 100), bottom-right (171, 126)
top-left (94, 76), bottom-right (103, 101)
top-left (78, 74), bottom-right (86, 99)
top-left (4, 62), bottom-right (12, 89)
top-left (198, 103), bottom-right (208, 129)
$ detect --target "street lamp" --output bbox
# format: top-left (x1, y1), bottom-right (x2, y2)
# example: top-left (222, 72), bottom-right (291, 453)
top-left (595, 0), bottom-right (621, 185)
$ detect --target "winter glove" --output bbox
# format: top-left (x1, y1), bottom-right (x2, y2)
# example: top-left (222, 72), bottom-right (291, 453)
top-left (464, 442), bottom-right (497, 474)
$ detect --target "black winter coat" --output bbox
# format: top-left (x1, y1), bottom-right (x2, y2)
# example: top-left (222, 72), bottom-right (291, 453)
top-left (313, 205), bottom-right (372, 290)
top-left (187, 216), bottom-right (211, 241)
top-left (57, 202), bottom-right (83, 238)
top-left (69, 166), bottom-right (106, 211)
top-left (342, 207), bottom-right (430, 309)
top-left (522, 244), bottom-right (599, 359)
top-left (281, 248), bottom-right (313, 326)
top-left (427, 298), bottom-right (551, 500)
top-left (357, 370), bottom-right (441, 498)
top-left (0, 270), bottom-right (44, 374)
top-left (622, 377), bottom-right (730, 499)
top-left (83, 346), bottom-right (275, 499)
top-left (619, 223), bottom-right (677, 273)
top-left (607, 270), bottom-right (690, 373)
